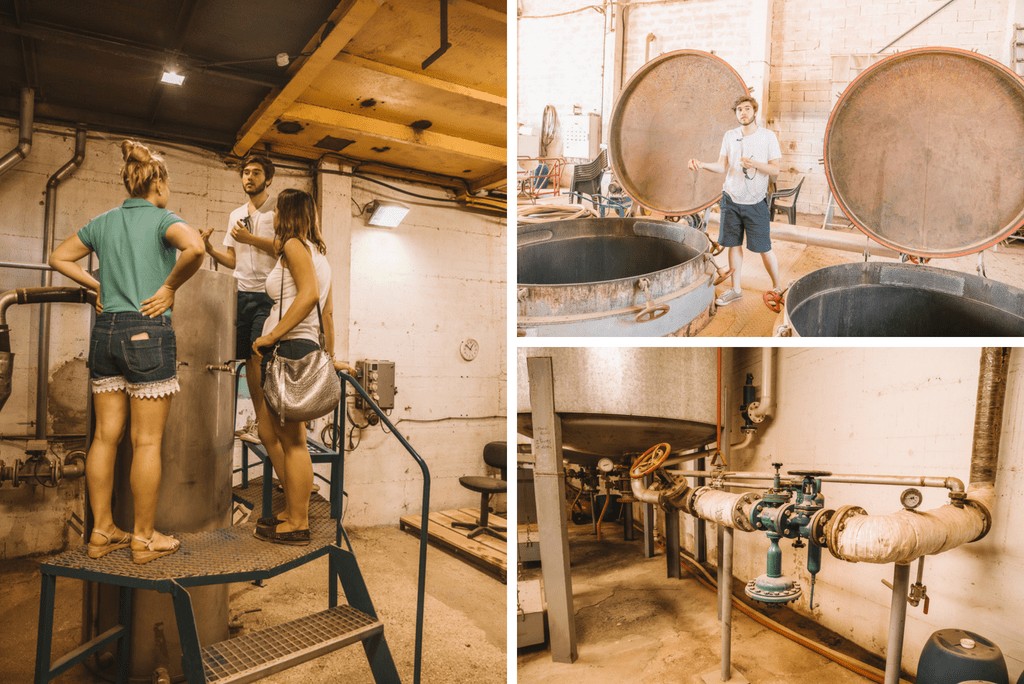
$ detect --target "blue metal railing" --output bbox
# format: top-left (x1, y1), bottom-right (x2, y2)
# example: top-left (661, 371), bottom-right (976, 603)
top-left (333, 372), bottom-right (430, 684)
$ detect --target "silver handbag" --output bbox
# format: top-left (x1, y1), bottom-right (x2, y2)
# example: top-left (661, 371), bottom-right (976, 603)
top-left (262, 273), bottom-right (341, 425)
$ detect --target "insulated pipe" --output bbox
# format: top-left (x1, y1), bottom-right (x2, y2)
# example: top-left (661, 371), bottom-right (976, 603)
top-left (706, 213), bottom-right (901, 258)
top-left (825, 347), bottom-right (1007, 564)
top-left (686, 487), bottom-right (759, 532)
top-left (969, 347), bottom-right (1009, 486)
top-left (747, 347), bottom-right (774, 424)
top-left (0, 88), bottom-right (34, 178)
top-left (35, 128), bottom-right (87, 439)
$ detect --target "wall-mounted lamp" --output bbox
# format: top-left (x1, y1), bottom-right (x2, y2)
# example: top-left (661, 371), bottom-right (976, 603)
top-left (365, 199), bottom-right (410, 228)
top-left (160, 69), bottom-right (185, 86)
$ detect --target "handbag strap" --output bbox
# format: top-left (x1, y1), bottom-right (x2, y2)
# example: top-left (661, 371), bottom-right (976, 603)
top-left (277, 247), bottom-right (327, 350)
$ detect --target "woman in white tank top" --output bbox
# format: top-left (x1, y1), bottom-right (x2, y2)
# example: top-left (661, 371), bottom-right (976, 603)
top-left (251, 189), bottom-right (353, 545)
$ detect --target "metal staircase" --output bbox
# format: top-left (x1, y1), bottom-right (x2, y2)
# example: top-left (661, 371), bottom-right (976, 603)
top-left (34, 373), bottom-right (431, 684)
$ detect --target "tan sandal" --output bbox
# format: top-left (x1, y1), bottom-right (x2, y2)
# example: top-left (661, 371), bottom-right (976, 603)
top-left (131, 532), bottom-right (180, 565)
top-left (87, 528), bottom-right (132, 559)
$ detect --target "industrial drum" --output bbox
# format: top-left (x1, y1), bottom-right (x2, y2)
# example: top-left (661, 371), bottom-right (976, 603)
top-left (917, 629), bottom-right (1008, 684)
top-left (784, 47), bottom-right (1024, 336)
top-left (517, 51), bottom-right (747, 336)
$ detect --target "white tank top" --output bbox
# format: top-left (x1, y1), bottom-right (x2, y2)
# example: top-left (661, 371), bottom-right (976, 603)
top-left (262, 241), bottom-right (331, 344)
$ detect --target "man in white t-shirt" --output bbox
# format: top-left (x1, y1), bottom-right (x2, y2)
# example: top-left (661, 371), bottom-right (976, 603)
top-left (201, 155), bottom-right (280, 446)
top-left (688, 95), bottom-right (783, 307)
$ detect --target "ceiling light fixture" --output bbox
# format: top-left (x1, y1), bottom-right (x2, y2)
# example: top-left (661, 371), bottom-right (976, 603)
top-left (365, 199), bottom-right (410, 228)
top-left (160, 69), bottom-right (185, 86)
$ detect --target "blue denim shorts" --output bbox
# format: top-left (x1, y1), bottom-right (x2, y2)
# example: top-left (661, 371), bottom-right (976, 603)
top-left (236, 291), bottom-right (274, 360)
top-left (88, 312), bottom-right (179, 398)
top-left (719, 192), bottom-right (772, 253)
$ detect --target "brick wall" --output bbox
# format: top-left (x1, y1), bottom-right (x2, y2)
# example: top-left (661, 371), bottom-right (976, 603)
top-left (519, 0), bottom-right (1015, 214)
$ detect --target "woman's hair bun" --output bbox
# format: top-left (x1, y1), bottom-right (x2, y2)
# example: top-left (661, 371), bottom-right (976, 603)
top-left (121, 140), bottom-right (152, 164)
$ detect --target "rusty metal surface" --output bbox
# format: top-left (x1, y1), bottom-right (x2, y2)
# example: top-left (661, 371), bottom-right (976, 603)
top-left (824, 47), bottom-right (1024, 258)
top-left (518, 413), bottom-right (717, 458)
top-left (784, 262), bottom-right (1024, 336)
top-left (518, 218), bottom-right (710, 313)
top-left (610, 50), bottom-right (748, 214)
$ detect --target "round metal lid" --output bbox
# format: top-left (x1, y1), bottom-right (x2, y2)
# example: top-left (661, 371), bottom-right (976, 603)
top-left (610, 50), bottom-right (748, 215)
top-left (824, 47), bottom-right (1024, 258)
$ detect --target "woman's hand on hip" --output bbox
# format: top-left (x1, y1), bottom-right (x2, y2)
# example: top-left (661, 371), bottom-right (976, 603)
top-left (140, 285), bottom-right (175, 317)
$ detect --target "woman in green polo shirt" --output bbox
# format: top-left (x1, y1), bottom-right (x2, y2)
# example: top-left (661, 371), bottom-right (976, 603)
top-left (49, 140), bottom-right (204, 564)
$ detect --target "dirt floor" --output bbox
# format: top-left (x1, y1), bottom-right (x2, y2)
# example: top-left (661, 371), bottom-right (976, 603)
top-left (0, 525), bottom-right (505, 683)
top-left (517, 521), bottom-right (886, 684)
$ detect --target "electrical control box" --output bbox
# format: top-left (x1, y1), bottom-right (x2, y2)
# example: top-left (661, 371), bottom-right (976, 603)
top-left (355, 359), bottom-right (396, 410)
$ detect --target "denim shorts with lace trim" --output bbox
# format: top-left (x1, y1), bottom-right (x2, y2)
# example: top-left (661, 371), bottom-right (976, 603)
top-left (89, 312), bottom-right (179, 399)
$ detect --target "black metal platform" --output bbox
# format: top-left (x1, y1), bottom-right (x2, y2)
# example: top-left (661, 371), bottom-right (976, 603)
top-left (35, 477), bottom-right (399, 684)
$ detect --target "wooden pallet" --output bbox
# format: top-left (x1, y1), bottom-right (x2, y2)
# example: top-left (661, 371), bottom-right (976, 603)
top-left (399, 508), bottom-right (506, 583)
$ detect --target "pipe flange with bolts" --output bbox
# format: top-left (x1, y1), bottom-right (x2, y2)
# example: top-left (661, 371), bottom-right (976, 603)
top-left (824, 505), bottom-right (867, 561)
top-left (733, 491), bottom-right (762, 532)
top-left (663, 479), bottom-right (692, 509)
top-left (747, 401), bottom-right (766, 424)
top-left (808, 508), bottom-right (834, 546)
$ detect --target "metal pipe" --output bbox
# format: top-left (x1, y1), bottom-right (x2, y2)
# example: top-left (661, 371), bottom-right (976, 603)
top-left (0, 87), bottom-right (34, 177)
top-left (35, 128), bottom-right (87, 439)
top-left (707, 213), bottom-right (901, 258)
top-left (668, 470), bottom-right (966, 493)
top-left (730, 430), bottom-right (755, 451)
top-left (720, 526), bottom-right (735, 682)
top-left (747, 347), bottom-right (774, 424)
top-left (969, 347), bottom-right (1009, 487)
top-left (883, 563), bottom-right (911, 684)
top-left (0, 260), bottom-right (54, 272)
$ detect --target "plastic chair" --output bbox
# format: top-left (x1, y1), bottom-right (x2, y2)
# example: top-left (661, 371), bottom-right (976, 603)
top-left (452, 442), bottom-right (507, 541)
top-left (570, 149), bottom-right (607, 205)
top-left (769, 176), bottom-right (805, 224)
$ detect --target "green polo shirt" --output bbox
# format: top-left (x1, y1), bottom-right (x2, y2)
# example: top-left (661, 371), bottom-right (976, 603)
top-left (77, 198), bottom-right (184, 315)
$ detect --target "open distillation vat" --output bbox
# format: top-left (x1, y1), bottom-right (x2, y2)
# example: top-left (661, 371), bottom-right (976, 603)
top-left (88, 268), bottom-right (237, 681)
top-left (517, 51), bottom-right (748, 337)
top-left (784, 47), bottom-right (1024, 336)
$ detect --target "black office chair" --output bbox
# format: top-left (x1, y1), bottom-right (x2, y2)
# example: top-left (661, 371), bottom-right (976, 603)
top-left (768, 176), bottom-right (805, 224)
top-left (452, 441), bottom-right (507, 541)
top-left (569, 149), bottom-right (608, 205)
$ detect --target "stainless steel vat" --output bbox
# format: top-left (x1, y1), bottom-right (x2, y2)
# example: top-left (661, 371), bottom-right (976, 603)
top-left (517, 347), bottom-right (717, 456)
top-left (90, 268), bottom-right (236, 681)
top-left (517, 217), bottom-right (715, 337)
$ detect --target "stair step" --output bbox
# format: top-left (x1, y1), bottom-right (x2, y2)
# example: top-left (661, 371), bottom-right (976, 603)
top-left (202, 605), bottom-right (382, 683)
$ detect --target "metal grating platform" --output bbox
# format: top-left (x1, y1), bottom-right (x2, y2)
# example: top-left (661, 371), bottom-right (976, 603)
top-left (201, 605), bottom-right (381, 683)
top-left (40, 478), bottom-right (339, 587)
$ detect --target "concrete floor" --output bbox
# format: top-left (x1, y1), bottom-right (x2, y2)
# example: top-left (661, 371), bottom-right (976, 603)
top-left (517, 523), bottom-right (880, 684)
top-left (0, 525), bottom-right (505, 683)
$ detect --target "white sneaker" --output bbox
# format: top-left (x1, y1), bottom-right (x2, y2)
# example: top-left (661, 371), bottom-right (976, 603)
top-left (235, 418), bottom-right (260, 444)
top-left (715, 289), bottom-right (742, 306)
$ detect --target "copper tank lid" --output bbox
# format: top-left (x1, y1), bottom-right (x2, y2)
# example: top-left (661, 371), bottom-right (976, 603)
top-left (824, 47), bottom-right (1024, 259)
top-left (609, 49), bottom-right (748, 215)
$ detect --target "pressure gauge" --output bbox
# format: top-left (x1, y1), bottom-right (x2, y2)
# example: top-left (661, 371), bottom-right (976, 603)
top-left (597, 457), bottom-right (615, 473)
top-left (900, 487), bottom-right (923, 510)
top-left (459, 338), bottom-right (479, 361)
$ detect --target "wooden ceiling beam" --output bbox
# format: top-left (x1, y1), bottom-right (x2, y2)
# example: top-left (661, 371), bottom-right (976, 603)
top-left (333, 53), bottom-right (505, 106)
top-left (286, 102), bottom-right (505, 162)
top-left (231, 0), bottom-right (382, 157)
top-left (468, 167), bottom-right (507, 193)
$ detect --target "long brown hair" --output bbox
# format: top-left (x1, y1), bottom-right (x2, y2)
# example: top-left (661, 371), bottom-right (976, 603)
top-left (274, 188), bottom-right (326, 255)
top-left (120, 140), bottom-right (168, 197)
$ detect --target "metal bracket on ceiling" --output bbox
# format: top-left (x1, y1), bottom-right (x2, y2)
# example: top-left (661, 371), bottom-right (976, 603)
top-left (421, 0), bottom-right (452, 70)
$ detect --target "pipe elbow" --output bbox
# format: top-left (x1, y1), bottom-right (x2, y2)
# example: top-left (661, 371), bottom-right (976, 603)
top-left (630, 476), bottom-right (663, 505)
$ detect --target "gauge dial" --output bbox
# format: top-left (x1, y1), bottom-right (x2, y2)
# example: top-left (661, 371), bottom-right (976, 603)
top-left (900, 488), bottom-right (923, 510)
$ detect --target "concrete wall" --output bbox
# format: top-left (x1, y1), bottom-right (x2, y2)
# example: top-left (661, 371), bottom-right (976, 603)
top-left (0, 119), bottom-right (505, 555)
top-left (683, 347), bottom-right (1023, 680)
top-left (518, 0), bottom-right (1015, 213)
